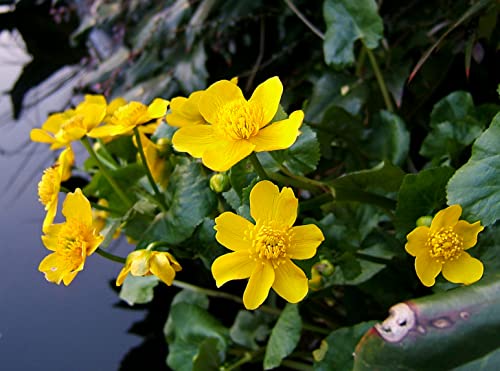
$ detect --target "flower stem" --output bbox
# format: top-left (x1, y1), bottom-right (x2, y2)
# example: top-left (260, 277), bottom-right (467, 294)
top-left (249, 152), bottom-right (269, 180)
top-left (133, 127), bottom-right (167, 211)
top-left (283, 0), bottom-right (325, 40)
top-left (281, 360), bottom-right (313, 371)
top-left (364, 43), bottom-right (394, 112)
top-left (96, 248), bottom-right (126, 264)
top-left (81, 137), bottom-right (133, 208)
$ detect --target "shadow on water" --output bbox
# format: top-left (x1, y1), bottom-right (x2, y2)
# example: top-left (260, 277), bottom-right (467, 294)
top-left (0, 1), bottom-right (165, 370)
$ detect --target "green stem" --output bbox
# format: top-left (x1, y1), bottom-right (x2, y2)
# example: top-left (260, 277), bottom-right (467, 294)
top-left (96, 138), bottom-right (119, 168)
top-left (222, 351), bottom-right (255, 371)
top-left (268, 172), bottom-right (321, 193)
top-left (81, 137), bottom-right (133, 208)
top-left (356, 45), bottom-right (367, 77)
top-left (96, 248), bottom-right (126, 264)
top-left (171, 280), bottom-right (281, 316)
top-left (133, 127), bottom-right (167, 211)
top-left (299, 193), bottom-right (334, 212)
top-left (90, 201), bottom-right (122, 215)
top-left (280, 166), bottom-right (327, 188)
top-left (249, 153), bottom-right (269, 180)
top-left (355, 252), bottom-right (394, 265)
top-left (281, 360), bottom-right (313, 371)
top-left (302, 322), bottom-right (331, 335)
top-left (333, 185), bottom-right (396, 212)
top-left (364, 43), bottom-right (394, 112)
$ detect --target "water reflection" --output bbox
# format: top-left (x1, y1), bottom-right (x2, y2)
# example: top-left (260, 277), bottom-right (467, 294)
top-left (0, 26), bottom-right (146, 371)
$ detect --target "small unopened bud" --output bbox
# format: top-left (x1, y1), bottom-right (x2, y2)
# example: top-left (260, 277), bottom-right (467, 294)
top-left (314, 259), bottom-right (335, 276)
top-left (210, 173), bottom-right (230, 193)
top-left (416, 215), bottom-right (433, 227)
top-left (156, 138), bottom-right (171, 156)
top-left (308, 267), bottom-right (323, 291)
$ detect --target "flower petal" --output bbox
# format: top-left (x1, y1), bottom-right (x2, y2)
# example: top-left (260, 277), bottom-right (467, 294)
top-left (30, 128), bottom-right (55, 144)
top-left (150, 253), bottom-right (176, 285)
top-left (87, 125), bottom-right (128, 138)
top-left (430, 204), bottom-right (462, 234)
top-left (147, 98), bottom-right (169, 119)
top-left (272, 260), bottom-right (308, 303)
top-left (249, 76), bottom-right (283, 127)
top-left (129, 250), bottom-right (151, 276)
top-left (211, 250), bottom-right (255, 287)
top-left (42, 197), bottom-right (58, 233)
top-left (250, 180), bottom-right (280, 224)
top-left (405, 226), bottom-right (430, 257)
top-left (214, 212), bottom-right (254, 251)
top-left (62, 189), bottom-right (92, 226)
top-left (243, 262), bottom-right (275, 310)
top-left (442, 252), bottom-right (484, 285)
top-left (62, 270), bottom-right (80, 286)
top-left (250, 110), bottom-right (303, 152)
top-left (167, 92), bottom-right (206, 127)
top-left (199, 80), bottom-right (244, 123)
top-left (172, 125), bottom-right (218, 158)
top-left (39, 252), bottom-right (65, 284)
top-left (288, 224), bottom-right (324, 259)
top-left (41, 224), bottom-right (64, 251)
top-left (116, 265), bottom-right (131, 286)
top-left (415, 253), bottom-right (442, 287)
top-left (453, 220), bottom-right (484, 249)
top-left (202, 139), bottom-right (255, 172)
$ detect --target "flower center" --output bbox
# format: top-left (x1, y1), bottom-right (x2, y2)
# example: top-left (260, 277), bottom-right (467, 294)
top-left (57, 220), bottom-right (89, 271)
top-left (252, 225), bottom-right (290, 268)
top-left (38, 166), bottom-right (60, 206)
top-left (59, 115), bottom-right (85, 138)
top-left (112, 102), bottom-right (148, 128)
top-left (216, 100), bottom-right (261, 140)
top-left (427, 227), bottom-right (463, 263)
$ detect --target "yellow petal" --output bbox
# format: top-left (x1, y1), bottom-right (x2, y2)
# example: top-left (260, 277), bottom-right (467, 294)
top-left (87, 124), bottom-right (128, 138)
top-left (199, 80), bottom-right (244, 123)
top-left (250, 110), bottom-right (303, 152)
top-left (86, 234), bottom-right (104, 256)
top-left (147, 98), bottom-right (169, 119)
top-left (167, 92), bottom-right (206, 127)
top-left (272, 260), bottom-right (309, 303)
top-left (249, 76), bottom-right (283, 127)
top-left (41, 224), bottom-right (64, 251)
top-left (430, 204), bottom-right (462, 234)
top-left (62, 271), bottom-right (79, 286)
top-left (211, 250), bottom-right (255, 287)
top-left (202, 139), bottom-right (255, 172)
top-left (42, 198), bottom-right (58, 233)
top-left (442, 252), bottom-right (484, 285)
top-left (107, 97), bottom-right (127, 119)
top-left (243, 262), bottom-right (275, 310)
top-left (116, 265), bottom-right (131, 286)
top-left (415, 253), bottom-right (442, 287)
top-left (42, 111), bottom-right (72, 133)
top-left (405, 226), bottom-right (430, 256)
top-left (172, 125), bottom-right (218, 158)
top-left (214, 212), bottom-right (254, 251)
top-left (274, 186), bottom-right (298, 227)
top-left (30, 128), bottom-right (55, 143)
top-left (58, 146), bottom-right (75, 182)
top-left (61, 188), bottom-right (92, 226)
top-left (250, 180), bottom-right (280, 224)
top-left (288, 224), bottom-right (324, 259)
top-left (38, 252), bottom-right (64, 284)
top-left (453, 220), bottom-right (484, 249)
top-left (149, 252), bottom-right (176, 285)
top-left (78, 95), bottom-right (107, 130)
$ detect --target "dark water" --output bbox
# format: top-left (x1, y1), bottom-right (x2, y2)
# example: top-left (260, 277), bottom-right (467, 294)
top-left (0, 30), bottom-right (144, 371)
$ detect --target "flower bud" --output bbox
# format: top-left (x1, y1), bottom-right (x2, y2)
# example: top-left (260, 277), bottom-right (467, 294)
top-left (210, 173), bottom-right (230, 193)
top-left (416, 215), bottom-right (433, 227)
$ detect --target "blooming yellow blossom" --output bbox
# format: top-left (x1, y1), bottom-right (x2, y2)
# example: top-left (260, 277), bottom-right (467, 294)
top-left (30, 95), bottom-right (107, 149)
top-left (116, 249), bottom-right (182, 286)
top-left (38, 189), bottom-right (104, 285)
top-left (405, 204), bottom-right (484, 287)
top-left (88, 98), bottom-right (168, 138)
top-left (211, 180), bottom-right (324, 310)
top-left (172, 76), bottom-right (304, 172)
top-left (166, 77), bottom-right (238, 128)
top-left (38, 164), bottom-right (62, 232)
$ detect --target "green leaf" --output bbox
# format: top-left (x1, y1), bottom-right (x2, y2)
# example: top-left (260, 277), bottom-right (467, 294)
top-left (119, 275), bottom-right (159, 306)
top-left (447, 113), bottom-right (500, 227)
top-left (145, 158), bottom-right (216, 244)
top-left (264, 304), bottom-right (302, 369)
top-left (165, 302), bottom-right (229, 371)
top-left (353, 274), bottom-right (500, 370)
top-left (323, 0), bottom-right (383, 68)
top-left (454, 347), bottom-right (500, 371)
top-left (269, 124), bottom-right (321, 175)
top-left (473, 222), bottom-right (500, 281)
top-left (314, 321), bottom-right (377, 370)
top-left (395, 166), bottom-right (455, 237)
top-left (363, 110), bottom-right (410, 167)
top-left (230, 310), bottom-right (271, 350)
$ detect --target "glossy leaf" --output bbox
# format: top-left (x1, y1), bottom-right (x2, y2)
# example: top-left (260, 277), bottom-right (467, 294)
top-left (119, 275), bottom-right (159, 306)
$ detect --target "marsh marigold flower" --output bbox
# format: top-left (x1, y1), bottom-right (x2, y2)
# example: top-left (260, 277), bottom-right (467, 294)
top-left (172, 76), bottom-right (304, 172)
top-left (405, 204), bottom-right (484, 287)
top-left (116, 249), bottom-right (182, 286)
top-left (88, 98), bottom-right (168, 138)
top-left (38, 189), bottom-right (104, 285)
top-left (30, 95), bottom-right (107, 149)
top-left (211, 180), bottom-right (324, 310)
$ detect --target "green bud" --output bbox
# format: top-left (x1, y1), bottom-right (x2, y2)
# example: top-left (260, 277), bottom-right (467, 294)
top-left (210, 173), bottom-right (230, 193)
top-left (314, 259), bottom-right (335, 276)
top-left (416, 215), bottom-right (433, 227)
top-left (156, 137), bottom-right (171, 156)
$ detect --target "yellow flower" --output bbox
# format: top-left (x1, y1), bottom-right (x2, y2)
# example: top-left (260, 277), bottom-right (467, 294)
top-left (58, 146), bottom-right (75, 181)
top-left (116, 249), bottom-right (182, 286)
top-left (211, 180), bottom-right (324, 310)
top-left (172, 76), bottom-right (304, 172)
top-left (38, 164), bottom-right (62, 232)
top-left (133, 131), bottom-right (169, 187)
top-left (38, 189), bottom-right (104, 285)
top-left (405, 204), bottom-right (484, 287)
top-left (166, 77), bottom-right (238, 128)
top-left (88, 98), bottom-right (168, 138)
top-left (30, 95), bottom-right (107, 149)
